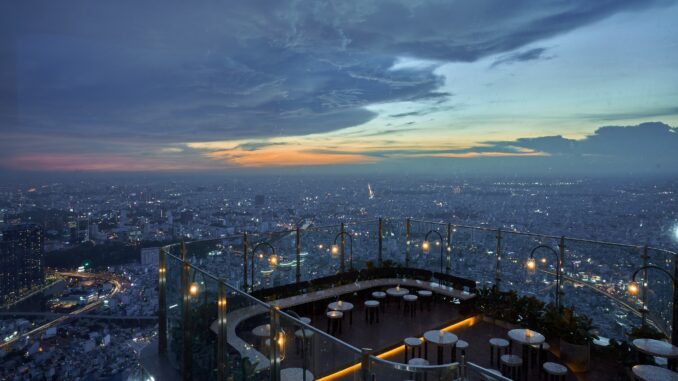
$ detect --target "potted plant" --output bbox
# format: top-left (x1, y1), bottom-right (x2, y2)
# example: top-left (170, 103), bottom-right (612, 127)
top-left (553, 306), bottom-right (597, 372)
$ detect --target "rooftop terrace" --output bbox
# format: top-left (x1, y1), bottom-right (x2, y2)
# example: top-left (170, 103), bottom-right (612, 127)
top-left (142, 218), bottom-right (677, 381)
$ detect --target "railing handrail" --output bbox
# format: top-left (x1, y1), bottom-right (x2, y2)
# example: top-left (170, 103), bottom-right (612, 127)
top-left (370, 355), bottom-right (460, 372)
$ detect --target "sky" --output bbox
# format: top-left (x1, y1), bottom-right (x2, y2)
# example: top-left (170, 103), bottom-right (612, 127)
top-left (1, 0), bottom-right (678, 175)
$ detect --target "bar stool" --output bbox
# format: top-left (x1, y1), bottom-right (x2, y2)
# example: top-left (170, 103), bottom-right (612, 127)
top-left (542, 362), bottom-right (567, 380)
top-left (407, 358), bottom-right (429, 381)
top-left (404, 337), bottom-right (423, 362)
top-left (364, 300), bottom-right (380, 324)
top-left (500, 354), bottom-right (522, 380)
top-left (456, 339), bottom-right (469, 358)
top-left (372, 291), bottom-right (387, 311)
top-left (326, 311), bottom-right (343, 335)
top-left (403, 294), bottom-right (418, 318)
top-left (417, 290), bottom-right (433, 311)
top-left (489, 338), bottom-right (509, 366)
top-left (294, 328), bottom-right (314, 355)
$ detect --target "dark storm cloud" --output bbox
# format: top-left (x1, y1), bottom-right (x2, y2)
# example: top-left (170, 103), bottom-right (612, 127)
top-left (490, 47), bottom-right (552, 68)
top-left (1, 0), bottom-right (672, 154)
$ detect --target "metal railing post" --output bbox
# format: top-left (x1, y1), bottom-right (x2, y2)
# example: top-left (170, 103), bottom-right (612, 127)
top-left (158, 247), bottom-right (167, 354)
top-left (361, 348), bottom-right (373, 381)
top-left (270, 307), bottom-right (281, 381)
top-left (673, 257), bottom-right (678, 346)
top-left (446, 223), bottom-right (452, 274)
top-left (558, 236), bottom-right (566, 310)
top-left (641, 245), bottom-right (650, 326)
top-left (406, 218), bottom-right (411, 268)
top-left (340, 223), bottom-right (346, 273)
top-left (217, 279), bottom-right (227, 381)
top-left (243, 233), bottom-right (248, 290)
top-left (180, 242), bottom-right (192, 381)
top-left (495, 229), bottom-right (502, 289)
top-left (378, 218), bottom-right (383, 267)
top-left (296, 227), bottom-right (301, 283)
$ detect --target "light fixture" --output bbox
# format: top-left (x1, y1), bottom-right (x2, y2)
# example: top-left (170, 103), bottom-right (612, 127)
top-left (628, 281), bottom-right (639, 296)
top-left (422, 240), bottom-right (430, 253)
top-left (189, 282), bottom-right (199, 297)
top-left (331, 244), bottom-right (339, 257)
top-left (526, 258), bottom-right (536, 271)
top-left (269, 255), bottom-right (278, 267)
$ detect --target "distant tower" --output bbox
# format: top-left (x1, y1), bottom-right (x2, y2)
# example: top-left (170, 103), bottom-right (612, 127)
top-left (0, 224), bottom-right (44, 304)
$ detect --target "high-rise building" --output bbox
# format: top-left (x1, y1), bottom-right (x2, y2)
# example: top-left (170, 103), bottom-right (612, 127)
top-left (0, 224), bottom-right (44, 304)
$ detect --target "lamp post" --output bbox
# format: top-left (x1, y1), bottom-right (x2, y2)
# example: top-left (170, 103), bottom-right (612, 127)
top-left (331, 231), bottom-right (354, 271)
top-left (422, 230), bottom-right (445, 273)
top-left (526, 244), bottom-right (563, 310)
top-left (251, 242), bottom-right (277, 291)
top-left (628, 265), bottom-right (678, 346)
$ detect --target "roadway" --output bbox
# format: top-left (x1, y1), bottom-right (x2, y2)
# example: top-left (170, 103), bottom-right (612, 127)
top-left (0, 271), bottom-right (125, 350)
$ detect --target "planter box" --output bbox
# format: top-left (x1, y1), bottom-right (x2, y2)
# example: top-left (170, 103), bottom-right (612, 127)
top-left (559, 339), bottom-right (590, 372)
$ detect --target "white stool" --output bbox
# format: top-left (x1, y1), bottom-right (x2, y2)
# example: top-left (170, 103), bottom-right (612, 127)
top-left (372, 291), bottom-right (387, 311)
top-left (403, 294), bottom-right (418, 318)
top-left (500, 354), bottom-right (522, 380)
top-left (294, 328), bottom-right (314, 355)
top-left (407, 358), bottom-right (430, 381)
top-left (404, 337), bottom-right (423, 362)
top-left (417, 290), bottom-right (433, 311)
top-left (364, 300), bottom-right (380, 324)
top-left (326, 311), bottom-right (343, 335)
top-left (489, 338), bottom-right (509, 366)
top-left (543, 362), bottom-right (567, 380)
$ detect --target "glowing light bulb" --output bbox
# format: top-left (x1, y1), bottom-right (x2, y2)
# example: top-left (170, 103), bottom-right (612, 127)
top-left (526, 258), bottom-right (536, 271)
top-left (189, 282), bottom-right (199, 297)
top-left (628, 281), bottom-right (639, 296)
top-left (422, 240), bottom-right (430, 253)
top-left (331, 244), bottom-right (339, 257)
top-left (269, 255), bottom-right (278, 267)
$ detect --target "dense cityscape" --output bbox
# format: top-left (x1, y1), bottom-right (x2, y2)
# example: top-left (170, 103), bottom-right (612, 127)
top-left (0, 175), bottom-right (676, 380)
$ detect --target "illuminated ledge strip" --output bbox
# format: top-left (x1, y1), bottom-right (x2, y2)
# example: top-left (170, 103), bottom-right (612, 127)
top-left (316, 316), bottom-right (478, 381)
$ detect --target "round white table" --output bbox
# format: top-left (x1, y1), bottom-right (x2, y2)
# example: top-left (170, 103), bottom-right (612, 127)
top-left (328, 301), bottom-right (354, 325)
top-left (386, 287), bottom-right (409, 297)
top-left (281, 367), bottom-right (314, 381)
top-left (634, 338), bottom-right (678, 371)
top-left (632, 365), bottom-right (678, 381)
top-left (299, 317), bottom-right (311, 325)
top-left (508, 329), bottom-right (545, 374)
top-left (424, 330), bottom-right (458, 364)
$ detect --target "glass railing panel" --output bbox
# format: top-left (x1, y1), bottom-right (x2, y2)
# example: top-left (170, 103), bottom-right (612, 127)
top-left (381, 218), bottom-right (407, 266)
top-left (165, 254), bottom-right (184, 372)
top-left (276, 310), bottom-right (363, 380)
top-left (449, 225), bottom-right (498, 289)
top-left (224, 282), bottom-right (272, 380)
top-left (499, 231), bottom-right (561, 304)
top-left (300, 225), bottom-right (344, 280)
top-left (187, 267), bottom-right (219, 380)
top-left (560, 239), bottom-right (644, 340)
top-left (408, 220), bottom-right (448, 273)
top-left (248, 229), bottom-right (297, 290)
top-left (644, 247), bottom-right (675, 339)
top-left (184, 238), bottom-right (243, 286)
top-left (369, 357), bottom-right (460, 381)
top-left (346, 219), bottom-right (380, 269)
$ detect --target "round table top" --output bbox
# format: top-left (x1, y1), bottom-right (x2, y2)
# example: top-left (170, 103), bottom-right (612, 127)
top-left (372, 291), bottom-right (386, 298)
top-left (456, 339), bottom-right (469, 349)
top-left (364, 300), bottom-right (380, 307)
top-left (281, 367), bottom-right (315, 381)
top-left (633, 339), bottom-right (678, 358)
top-left (252, 324), bottom-right (270, 337)
top-left (328, 301), bottom-right (354, 312)
top-left (489, 338), bottom-right (509, 347)
top-left (386, 287), bottom-right (410, 296)
top-left (417, 290), bottom-right (433, 297)
top-left (326, 310), bottom-right (344, 319)
top-left (543, 362), bottom-right (567, 375)
top-left (424, 330), bottom-right (458, 345)
top-left (632, 365), bottom-right (678, 381)
top-left (403, 294), bottom-right (418, 302)
top-left (299, 317), bottom-right (311, 325)
top-left (508, 328), bottom-right (545, 345)
top-left (404, 337), bottom-right (423, 346)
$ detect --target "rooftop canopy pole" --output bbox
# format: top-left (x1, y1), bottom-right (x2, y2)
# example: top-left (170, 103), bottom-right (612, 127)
top-left (217, 279), bottom-right (227, 381)
top-left (180, 241), bottom-right (192, 381)
top-left (333, 230), bottom-right (354, 271)
top-left (243, 232), bottom-right (248, 291)
top-left (627, 264), bottom-right (678, 346)
top-left (296, 226), bottom-right (301, 284)
top-left (405, 218), bottom-right (411, 268)
top-left (422, 229), bottom-right (445, 273)
top-left (378, 218), bottom-right (383, 267)
top-left (340, 222), bottom-right (346, 273)
top-left (495, 229), bottom-right (502, 290)
top-left (446, 223), bottom-right (453, 274)
top-left (251, 241), bottom-right (276, 290)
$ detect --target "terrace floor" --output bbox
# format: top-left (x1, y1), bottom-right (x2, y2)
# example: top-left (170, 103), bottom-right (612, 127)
top-left (238, 285), bottom-right (627, 381)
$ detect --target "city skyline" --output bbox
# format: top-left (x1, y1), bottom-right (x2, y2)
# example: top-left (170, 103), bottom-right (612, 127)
top-left (2, 1), bottom-right (678, 174)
